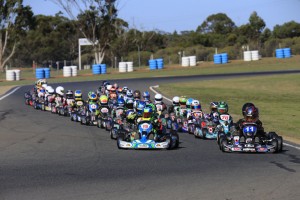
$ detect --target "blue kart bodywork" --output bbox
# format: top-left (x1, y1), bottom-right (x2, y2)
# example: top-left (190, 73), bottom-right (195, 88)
top-left (117, 121), bottom-right (172, 149)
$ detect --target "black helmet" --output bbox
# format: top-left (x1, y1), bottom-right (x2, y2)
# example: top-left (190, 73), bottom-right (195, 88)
top-left (133, 90), bottom-right (141, 100)
top-left (242, 103), bottom-right (255, 116)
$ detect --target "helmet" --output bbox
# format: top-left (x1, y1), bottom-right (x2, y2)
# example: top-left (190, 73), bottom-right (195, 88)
top-left (126, 99), bottom-right (134, 109)
top-left (186, 98), bottom-right (194, 109)
top-left (142, 107), bottom-right (153, 119)
top-left (143, 91), bottom-right (150, 100)
top-left (88, 92), bottom-right (97, 102)
top-left (36, 79), bottom-right (47, 87)
top-left (102, 80), bottom-right (109, 86)
top-left (46, 86), bottom-right (54, 95)
top-left (56, 86), bottom-right (64, 96)
top-left (179, 96), bottom-right (188, 106)
top-left (122, 86), bottom-right (128, 94)
top-left (126, 90), bottom-right (133, 98)
top-left (106, 84), bottom-right (112, 91)
top-left (133, 90), bottom-right (141, 100)
top-left (172, 96), bottom-right (180, 106)
top-left (210, 102), bottom-right (219, 113)
top-left (118, 87), bottom-right (123, 93)
top-left (242, 102), bottom-right (256, 116)
top-left (136, 101), bottom-right (146, 115)
top-left (244, 106), bottom-right (259, 122)
top-left (146, 103), bottom-right (156, 112)
top-left (74, 90), bottom-right (82, 101)
top-left (99, 95), bottom-right (108, 105)
top-left (155, 94), bottom-right (163, 104)
top-left (66, 90), bottom-right (74, 99)
top-left (117, 98), bottom-right (125, 108)
top-left (42, 83), bottom-right (48, 89)
top-left (191, 100), bottom-right (201, 110)
top-left (217, 101), bottom-right (228, 114)
top-left (113, 83), bottom-right (118, 89)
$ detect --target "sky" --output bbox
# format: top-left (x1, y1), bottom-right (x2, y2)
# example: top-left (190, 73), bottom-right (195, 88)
top-left (23, 0), bottom-right (300, 33)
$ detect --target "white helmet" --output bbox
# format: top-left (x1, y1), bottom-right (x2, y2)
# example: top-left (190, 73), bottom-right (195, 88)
top-left (42, 83), bottom-right (48, 89)
top-left (172, 96), bottom-right (180, 105)
top-left (56, 86), bottom-right (64, 96)
top-left (191, 100), bottom-right (201, 110)
top-left (155, 94), bottom-right (163, 104)
top-left (47, 86), bottom-right (55, 94)
top-left (127, 90), bottom-right (133, 97)
top-left (106, 84), bottom-right (112, 91)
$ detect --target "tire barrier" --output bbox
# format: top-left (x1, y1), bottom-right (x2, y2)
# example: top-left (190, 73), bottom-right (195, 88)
top-left (6, 69), bottom-right (21, 81)
top-left (276, 48), bottom-right (291, 59)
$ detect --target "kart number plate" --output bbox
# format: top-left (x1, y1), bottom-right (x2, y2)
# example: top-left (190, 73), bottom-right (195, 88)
top-left (77, 101), bottom-right (83, 106)
top-left (142, 123), bottom-right (149, 129)
top-left (90, 104), bottom-right (97, 109)
top-left (220, 114), bottom-right (230, 121)
top-left (101, 108), bottom-right (109, 113)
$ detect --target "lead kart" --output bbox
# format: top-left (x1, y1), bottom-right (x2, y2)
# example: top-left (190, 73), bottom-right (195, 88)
top-left (218, 122), bottom-right (283, 153)
top-left (117, 120), bottom-right (179, 150)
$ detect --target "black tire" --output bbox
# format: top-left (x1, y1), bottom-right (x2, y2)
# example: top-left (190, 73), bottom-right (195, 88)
top-left (202, 129), bottom-right (207, 139)
top-left (171, 132), bottom-right (179, 149)
top-left (166, 135), bottom-right (173, 150)
top-left (41, 104), bottom-right (45, 111)
top-left (110, 129), bottom-right (114, 139)
top-left (272, 139), bottom-right (279, 153)
top-left (221, 139), bottom-right (228, 152)
top-left (97, 119), bottom-right (101, 128)
top-left (71, 115), bottom-right (74, 121)
top-left (277, 136), bottom-right (283, 152)
top-left (117, 133), bottom-right (125, 149)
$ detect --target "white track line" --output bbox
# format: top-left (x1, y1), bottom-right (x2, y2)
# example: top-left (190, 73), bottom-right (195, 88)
top-left (0, 86), bottom-right (21, 101)
top-left (150, 85), bottom-right (300, 151)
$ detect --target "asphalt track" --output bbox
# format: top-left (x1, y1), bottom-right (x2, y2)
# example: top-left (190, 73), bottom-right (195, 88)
top-left (0, 71), bottom-right (300, 200)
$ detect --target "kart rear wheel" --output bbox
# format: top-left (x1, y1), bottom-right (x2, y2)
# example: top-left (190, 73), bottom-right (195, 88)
top-left (117, 133), bottom-right (125, 149)
top-left (97, 119), bottom-right (102, 128)
top-left (277, 136), bottom-right (283, 152)
top-left (272, 139), bottom-right (279, 153)
top-left (171, 132), bottom-right (179, 149)
top-left (202, 129), bottom-right (207, 139)
top-left (221, 139), bottom-right (228, 152)
top-left (166, 135), bottom-right (173, 150)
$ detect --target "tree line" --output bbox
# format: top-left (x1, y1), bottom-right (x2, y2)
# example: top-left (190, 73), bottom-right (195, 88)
top-left (1, 0), bottom-right (300, 71)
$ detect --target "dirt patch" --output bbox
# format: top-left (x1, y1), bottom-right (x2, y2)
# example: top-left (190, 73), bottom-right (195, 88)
top-left (0, 85), bottom-right (17, 96)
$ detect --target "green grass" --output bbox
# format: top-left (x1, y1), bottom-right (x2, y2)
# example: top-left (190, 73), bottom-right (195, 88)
top-left (157, 73), bottom-right (300, 140)
top-left (1, 56), bottom-right (300, 87)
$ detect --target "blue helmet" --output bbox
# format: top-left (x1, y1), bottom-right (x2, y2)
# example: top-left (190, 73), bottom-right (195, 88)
top-left (186, 98), bottom-right (194, 109)
top-left (143, 91), bottom-right (150, 99)
top-left (136, 101), bottom-right (146, 115)
top-left (117, 98), bottom-right (125, 108)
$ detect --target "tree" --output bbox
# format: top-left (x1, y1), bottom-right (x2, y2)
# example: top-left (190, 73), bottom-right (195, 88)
top-left (196, 13), bottom-right (236, 35)
top-left (0, 0), bottom-right (33, 72)
top-left (52, 0), bottom-right (122, 65)
top-left (273, 21), bottom-right (300, 39)
top-left (248, 11), bottom-right (266, 40)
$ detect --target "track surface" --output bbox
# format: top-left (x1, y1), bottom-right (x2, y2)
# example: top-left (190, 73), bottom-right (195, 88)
top-left (1, 71), bottom-right (300, 200)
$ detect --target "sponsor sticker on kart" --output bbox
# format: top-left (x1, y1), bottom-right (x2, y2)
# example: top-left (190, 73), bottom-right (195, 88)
top-left (77, 101), bottom-right (83, 106)
top-left (138, 144), bottom-right (149, 148)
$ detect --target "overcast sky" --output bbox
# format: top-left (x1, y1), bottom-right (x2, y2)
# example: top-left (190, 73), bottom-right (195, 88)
top-left (23, 0), bottom-right (300, 33)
